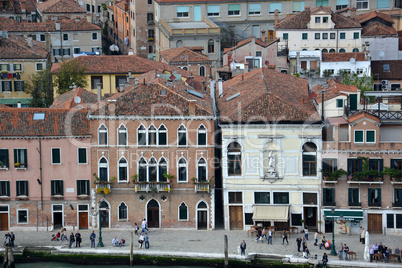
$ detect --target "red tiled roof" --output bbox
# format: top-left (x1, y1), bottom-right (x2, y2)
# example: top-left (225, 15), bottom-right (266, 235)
top-left (223, 37), bottom-right (279, 54)
top-left (0, 17), bottom-right (100, 32)
top-left (276, 6), bottom-right (361, 29)
top-left (160, 47), bottom-right (211, 64)
top-left (115, 0), bottom-right (129, 11)
top-left (0, 108), bottom-right (90, 136)
top-left (348, 111), bottom-right (380, 123)
top-left (371, 60), bottom-right (402, 80)
top-left (0, 35), bottom-right (49, 59)
top-left (155, 0), bottom-right (233, 3)
top-left (310, 79), bottom-right (358, 104)
top-left (51, 87), bottom-right (98, 109)
top-left (217, 68), bottom-right (320, 123)
top-left (0, 104), bottom-right (9, 108)
top-left (361, 21), bottom-right (397, 37)
top-left (10, 0), bottom-right (37, 14)
top-left (322, 52), bottom-right (367, 62)
top-left (327, 116), bottom-right (348, 126)
top-left (37, 0), bottom-right (86, 14)
top-left (357, 10), bottom-right (394, 25)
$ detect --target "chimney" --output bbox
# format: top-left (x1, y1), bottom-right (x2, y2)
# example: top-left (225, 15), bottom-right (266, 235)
top-left (17, 101), bottom-right (21, 108)
top-left (218, 79), bottom-right (223, 97)
top-left (97, 83), bottom-right (102, 102)
top-left (304, 6), bottom-right (311, 11)
top-left (108, 100), bottom-right (116, 115)
top-left (27, 37), bottom-right (33, 48)
top-left (21, 2), bottom-right (26, 13)
top-left (188, 100), bottom-right (196, 115)
top-left (75, 16), bottom-right (80, 22)
top-left (261, 30), bottom-right (266, 43)
top-left (55, 22), bottom-right (61, 31)
top-left (350, 7), bottom-right (357, 19)
top-left (274, 9), bottom-right (279, 28)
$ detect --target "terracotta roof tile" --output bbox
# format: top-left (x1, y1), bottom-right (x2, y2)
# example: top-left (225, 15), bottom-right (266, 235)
top-left (310, 79), bottom-right (358, 104)
top-left (322, 52), bottom-right (367, 62)
top-left (0, 35), bottom-right (49, 59)
top-left (361, 21), bottom-right (397, 37)
top-left (0, 104), bottom-right (9, 108)
top-left (115, 0), bottom-right (129, 11)
top-left (371, 60), bottom-right (402, 80)
top-left (223, 37), bottom-right (279, 54)
top-left (0, 108), bottom-right (90, 136)
top-left (357, 10), bottom-right (394, 25)
top-left (348, 111), bottom-right (380, 123)
top-left (160, 47), bottom-right (211, 64)
top-left (217, 68), bottom-right (320, 123)
top-left (10, 0), bottom-right (36, 14)
top-left (51, 87), bottom-right (98, 108)
top-left (37, 0), bottom-right (86, 14)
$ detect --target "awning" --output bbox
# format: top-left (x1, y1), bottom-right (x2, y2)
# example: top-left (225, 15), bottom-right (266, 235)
top-left (252, 205), bottom-right (289, 222)
top-left (0, 98), bottom-right (31, 105)
top-left (323, 209), bottom-right (363, 221)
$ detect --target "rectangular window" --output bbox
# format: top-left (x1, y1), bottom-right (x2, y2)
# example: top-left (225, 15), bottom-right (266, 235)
top-left (354, 130), bottom-right (364, 143)
top-left (397, 214), bottom-right (402, 229)
top-left (249, 3), bottom-right (261, 15)
top-left (0, 149), bottom-right (9, 168)
top-left (0, 181), bottom-right (10, 196)
top-left (92, 32), bottom-right (98, 40)
top-left (176, 6), bottom-right (189, 17)
top-left (292, 1), bottom-right (305, 12)
top-left (86, 4), bottom-right (90, 12)
top-left (97, 5), bottom-right (101, 13)
top-left (330, 33), bottom-right (335, 39)
top-left (52, 148), bottom-right (61, 164)
top-left (269, 3), bottom-right (282, 13)
top-left (51, 180), bottom-right (63, 196)
top-left (148, 29), bottom-right (155, 39)
top-left (14, 148), bottom-right (27, 168)
top-left (13, 64), bottom-right (22, 71)
top-left (77, 180), bottom-right (90, 195)
top-left (273, 192), bottom-right (289, 204)
top-left (315, 33), bottom-right (320, 39)
top-left (394, 189), bottom-right (402, 205)
top-left (115, 75), bottom-right (127, 89)
top-left (73, 47), bottom-right (80, 54)
top-left (17, 210), bottom-right (28, 224)
top-left (36, 63), bottom-right (43, 71)
top-left (387, 213), bottom-right (394, 228)
top-left (323, 16), bottom-right (328, 23)
top-left (245, 213), bottom-right (253, 225)
top-left (336, 99), bottom-right (343, 108)
top-left (283, 33), bottom-right (288, 40)
top-left (228, 4), bottom-right (240, 16)
top-left (14, 81), bottom-right (24, 91)
top-left (348, 188), bottom-right (360, 206)
top-left (303, 193), bottom-right (317, 205)
top-left (316, 0), bottom-right (328, 6)
top-left (315, 17), bottom-right (320, 23)
top-left (391, 84), bottom-right (401, 90)
top-left (53, 49), bottom-right (61, 56)
top-left (16, 181), bottom-right (28, 196)
top-left (1, 81), bottom-right (11, 92)
top-left (63, 49), bottom-right (70, 56)
top-left (63, 33), bottom-right (68, 41)
top-left (255, 192), bottom-right (270, 204)
top-left (291, 213), bottom-right (302, 226)
top-left (207, 5), bottom-right (220, 16)
top-left (91, 76), bottom-right (103, 89)
top-left (368, 188), bottom-right (381, 206)
top-left (78, 148), bottom-right (87, 164)
top-left (0, 64), bottom-right (9, 71)
top-left (366, 130), bottom-right (375, 143)
top-left (322, 158), bottom-right (337, 174)
top-left (323, 188), bottom-right (335, 206)
top-left (357, 0), bottom-right (368, 9)
top-left (377, 0), bottom-right (390, 8)
top-left (302, 33), bottom-right (308, 40)
top-left (229, 192), bottom-right (242, 204)
top-left (40, 34), bottom-right (45, 41)
top-left (348, 158), bottom-right (362, 175)
top-left (336, 0), bottom-right (348, 10)
top-left (322, 33), bottom-right (328, 39)
top-left (353, 32), bottom-right (359, 39)
top-left (340, 32), bottom-right (346, 39)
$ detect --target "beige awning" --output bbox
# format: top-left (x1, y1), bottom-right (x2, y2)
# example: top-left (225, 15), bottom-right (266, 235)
top-left (252, 206), bottom-right (289, 222)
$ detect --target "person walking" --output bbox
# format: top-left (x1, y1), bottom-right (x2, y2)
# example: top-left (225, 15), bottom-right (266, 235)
top-left (314, 231), bottom-right (318, 246)
top-left (343, 244), bottom-right (349, 260)
top-left (68, 232), bottom-right (75, 248)
top-left (141, 219), bottom-right (147, 234)
top-left (304, 225), bottom-right (309, 240)
top-left (10, 232), bottom-right (15, 248)
top-left (360, 228), bottom-right (365, 244)
top-left (338, 242), bottom-right (344, 260)
top-left (282, 230), bottom-right (288, 245)
top-left (296, 236), bottom-right (302, 252)
top-left (138, 234), bottom-right (144, 249)
top-left (134, 223), bottom-right (139, 236)
top-left (267, 228), bottom-right (273, 245)
top-left (359, 227), bottom-right (363, 243)
top-left (90, 231), bottom-right (96, 248)
top-left (61, 227), bottom-right (68, 242)
top-left (240, 240), bottom-right (246, 256)
top-left (144, 233), bottom-right (149, 249)
top-left (322, 252), bottom-right (328, 268)
top-left (75, 231), bottom-right (81, 248)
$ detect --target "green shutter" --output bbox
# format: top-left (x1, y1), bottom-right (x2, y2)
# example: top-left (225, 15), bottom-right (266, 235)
top-left (16, 181), bottom-right (20, 196)
top-left (60, 180), bottom-right (64, 196)
top-left (25, 181), bottom-right (28, 196)
top-left (366, 131), bottom-right (375, 142)
top-left (348, 188), bottom-right (352, 204)
top-left (355, 131), bottom-right (363, 142)
top-left (323, 188), bottom-right (327, 203)
top-left (51, 181), bottom-right (55, 195)
top-left (368, 189), bottom-right (372, 203)
top-left (85, 180), bottom-right (90, 195)
top-left (76, 180), bottom-right (80, 195)
top-left (378, 189), bottom-right (382, 203)
top-left (14, 149), bottom-right (17, 165)
top-left (6, 181), bottom-right (10, 196)
top-left (24, 149), bottom-right (27, 168)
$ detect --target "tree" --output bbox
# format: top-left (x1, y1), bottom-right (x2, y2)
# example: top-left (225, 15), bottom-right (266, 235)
top-left (54, 60), bottom-right (87, 95)
top-left (338, 70), bottom-right (373, 97)
top-left (25, 69), bottom-right (53, 108)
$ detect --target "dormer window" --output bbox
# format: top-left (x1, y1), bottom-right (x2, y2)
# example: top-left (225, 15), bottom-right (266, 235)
top-left (323, 17), bottom-right (328, 23)
top-left (315, 17), bottom-right (320, 23)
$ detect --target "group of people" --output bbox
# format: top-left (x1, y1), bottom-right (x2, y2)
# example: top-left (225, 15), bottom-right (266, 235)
top-left (369, 242), bottom-right (399, 263)
top-left (68, 231), bottom-right (82, 249)
top-left (112, 237), bottom-right (125, 247)
top-left (254, 227), bottom-right (274, 244)
top-left (4, 232), bottom-right (15, 248)
top-left (137, 218), bottom-right (150, 249)
top-left (296, 235), bottom-right (311, 258)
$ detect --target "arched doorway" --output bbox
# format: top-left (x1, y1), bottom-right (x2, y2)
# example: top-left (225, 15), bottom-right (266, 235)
top-left (99, 200), bottom-right (109, 228)
top-left (197, 201), bottom-right (208, 230)
top-left (147, 199), bottom-right (159, 228)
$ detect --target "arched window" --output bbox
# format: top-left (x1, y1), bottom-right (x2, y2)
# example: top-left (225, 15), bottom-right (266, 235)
top-left (302, 48), bottom-right (307, 51)
top-left (182, 66), bottom-right (188, 71)
top-left (118, 202), bottom-right (127, 220)
top-left (303, 142), bottom-right (317, 176)
top-left (178, 158), bottom-right (187, 182)
top-left (199, 66), bottom-right (206, 76)
top-left (198, 201), bottom-right (207, 209)
top-left (148, 157), bottom-right (157, 182)
top-left (197, 125), bottom-right (207, 146)
top-left (322, 49), bottom-right (328, 53)
top-left (118, 157), bottom-right (128, 182)
top-left (137, 125), bottom-right (146, 146)
top-left (158, 157), bottom-right (168, 182)
top-left (118, 125), bottom-right (127, 146)
top-left (208, 39), bottom-right (214, 53)
top-left (148, 125), bottom-right (157, 145)
top-left (197, 158), bottom-right (207, 182)
top-left (339, 48), bottom-right (346, 53)
top-left (98, 124), bottom-right (108, 145)
top-left (329, 49), bottom-right (335, 53)
top-left (228, 142), bottom-right (241, 176)
top-left (158, 125), bottom-right (167, 145)
top-left (98, 157), bottom-right (108, 181)
top-left (178, 202), bottom-right (188, 221)
top-left (138, 157), bottom-right (147, 182)
top-left (176, 40), bottom-right (183, 47)
top-left (178, 125), bottom-right (187, 146)
top-left (353, 48), bottom-right (359, 52)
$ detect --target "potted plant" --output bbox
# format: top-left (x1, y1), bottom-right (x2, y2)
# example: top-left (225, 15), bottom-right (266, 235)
top-left (320, 168), bottom-right (348, 181)
top-left (191, 177), bottom-right (197, 183)
top-left (163, 173), bottom-right (175, 183)
top-left (14, 162), bottom-right (21, 167)
top-left (382, 167), bottom-right (402, 182)
top-left (131, 174), bottom-right (140, 183)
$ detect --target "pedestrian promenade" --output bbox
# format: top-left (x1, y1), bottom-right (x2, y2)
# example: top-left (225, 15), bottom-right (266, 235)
top-left (1, 229), bottom-right (402, 267)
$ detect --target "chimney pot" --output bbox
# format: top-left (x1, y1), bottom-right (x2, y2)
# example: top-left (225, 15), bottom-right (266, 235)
top-left (17, 101), bottom-right (21, 108)
top-left (261, 30), bottom-right (266, 42)
top-left (188, 100), bottom-right (196, 115)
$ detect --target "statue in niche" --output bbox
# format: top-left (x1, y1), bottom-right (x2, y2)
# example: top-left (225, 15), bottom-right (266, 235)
top-left (266, 151), bottom-right (278, 178)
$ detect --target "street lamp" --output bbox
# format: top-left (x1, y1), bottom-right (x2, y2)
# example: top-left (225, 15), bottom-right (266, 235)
top-left (330, 208), bottom-right (337, 256)
top-left (97, 201), bottom-right (104, 247)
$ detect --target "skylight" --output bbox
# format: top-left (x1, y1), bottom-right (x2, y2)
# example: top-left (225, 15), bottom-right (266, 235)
top-left (226, 92), bottom-right (240, 101)
top-left (33, 112), bottom-right (45, 120)
top-left (186, 89), bottom-right (203, 98)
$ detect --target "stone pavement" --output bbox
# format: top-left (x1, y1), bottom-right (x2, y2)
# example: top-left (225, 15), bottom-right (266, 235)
top-left (1, 229), bottom-right (402, 267)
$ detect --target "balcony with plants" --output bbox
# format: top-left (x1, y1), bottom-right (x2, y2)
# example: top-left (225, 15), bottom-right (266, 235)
top-left (347, 157), bottom-right (383, 183)
top-left (192, 176), bottom-right (213, 193)
top-left (321, 168), bottom-right (348, 183)
top-left (94, 173), bottom-right (114, 194)
top-left (132, 173), bottom-right (172, 193)
top-left (383, 167), bottom-right (402, 184)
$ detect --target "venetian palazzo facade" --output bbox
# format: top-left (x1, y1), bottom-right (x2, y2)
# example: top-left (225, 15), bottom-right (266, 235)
top-left (88, 75), bottom-right (215, 229)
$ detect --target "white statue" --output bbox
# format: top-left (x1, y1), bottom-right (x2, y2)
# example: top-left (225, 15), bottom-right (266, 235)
top-left (268, 151), bottom-right (275, 168)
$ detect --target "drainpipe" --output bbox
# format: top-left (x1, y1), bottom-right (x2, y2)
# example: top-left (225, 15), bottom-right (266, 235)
top-left (38, 139), bottom-right (43, 210)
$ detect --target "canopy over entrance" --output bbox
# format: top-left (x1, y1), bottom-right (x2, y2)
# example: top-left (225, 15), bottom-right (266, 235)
top-left (252, 206), bottom-right (289, 222)
top-left (323, 209), bottom-right (363, 221)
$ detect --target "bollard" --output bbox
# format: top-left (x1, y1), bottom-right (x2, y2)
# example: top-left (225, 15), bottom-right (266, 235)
top-left (224, 235), bottom-right (228, 268)
top-left (3, 246), bottom-right (15, 268)
top-left (130, 231), bottom-right (133, 266)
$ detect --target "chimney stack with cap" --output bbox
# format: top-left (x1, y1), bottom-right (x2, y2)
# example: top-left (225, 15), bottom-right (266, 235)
top-left (97, 83), bottom-right (102, 102)
top-left (188, 100), bottom-right (196, 115)
top-left (261, 30), bottom-right (266, 43)
top-left (17, 101), bottom-right (21, 108)
top-left (350, 7), bottom-right (357, 19)
top-left (274, 9), bottom-right (279, 28)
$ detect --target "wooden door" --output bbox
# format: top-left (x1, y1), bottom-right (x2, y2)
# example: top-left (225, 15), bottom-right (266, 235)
top-left (197, 211), bottom-right (207, 230)
top-left (147, 208), bottom-right (159, 228)
top-left (229, 206), bottom-right (243, 230)
top-left (100, 210), bottom-right (109, 228)
top-left (0, 213), bottom-right (8, 231)
top-left (79, 212), bottom-right (88, 229)
top-left (368, 214), bottom-right (382, 234)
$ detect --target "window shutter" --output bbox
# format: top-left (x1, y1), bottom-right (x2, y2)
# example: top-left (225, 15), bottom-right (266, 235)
top-left (51, 181), bottom-right (55, 195)
top-left (330, 188), bottom-right (335, 202)
top-left (60, 181), bottom-right (64, 195)
top-left (378, 189), bottom-right (382, 203)
top-left (24, 149), bottom-right (27, 168)
top-left (347, 159), bottom-right (353, 174)
top-left (391, 159), bottom-right (395, 169)
top-left (16, 182), bottom-right (20, 196)
top-left (358, 159), bottom-right (362, 172)
top-left (368, 189), bottom-right (372, 203)
top-left (25, 181), bottom-right (28, 196)
top-left (323, 188), bottom-right (327, 203)
top-left (6, 181), bottom-right (10, 196)
top-left (14, 149), bottom-right (17, 165)
top-left (85, 180), bottom-right (90, 195)
top-left (348, 188), bottom-right (352, 203)
top-left (322, 160), bottom-right (328, 172)
top-left (379, 159), bottom-right (384, 172)
top-left (76, 180), bottom-right (80, 195)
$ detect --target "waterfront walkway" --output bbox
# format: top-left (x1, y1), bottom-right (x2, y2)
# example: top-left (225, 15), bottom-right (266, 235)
top-left (1, 229), bottom-right (402, 267)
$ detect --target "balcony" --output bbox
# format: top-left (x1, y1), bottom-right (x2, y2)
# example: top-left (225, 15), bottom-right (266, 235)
top-left (347, 173), bottom-right (383, 184)
top-left (194, 182), bottom-right (210, 193)
top-left (134, 182), bottom-right (171, 193)
top-left (95, 182), bottom-right (111, 194)
top-left (348, 202), bottom-right (362, 207)
top-left (323, 201), bottom-right (336, 207)
top-left (392, 202), bottom-right (402, 208)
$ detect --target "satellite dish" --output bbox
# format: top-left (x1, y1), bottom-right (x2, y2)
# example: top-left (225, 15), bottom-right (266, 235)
top-left (74, 96), bottom-right (82, 104)
top-left (350, 58), bottom-right (355, 64)
top-left (379, 51), bottom-right (384, 58)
